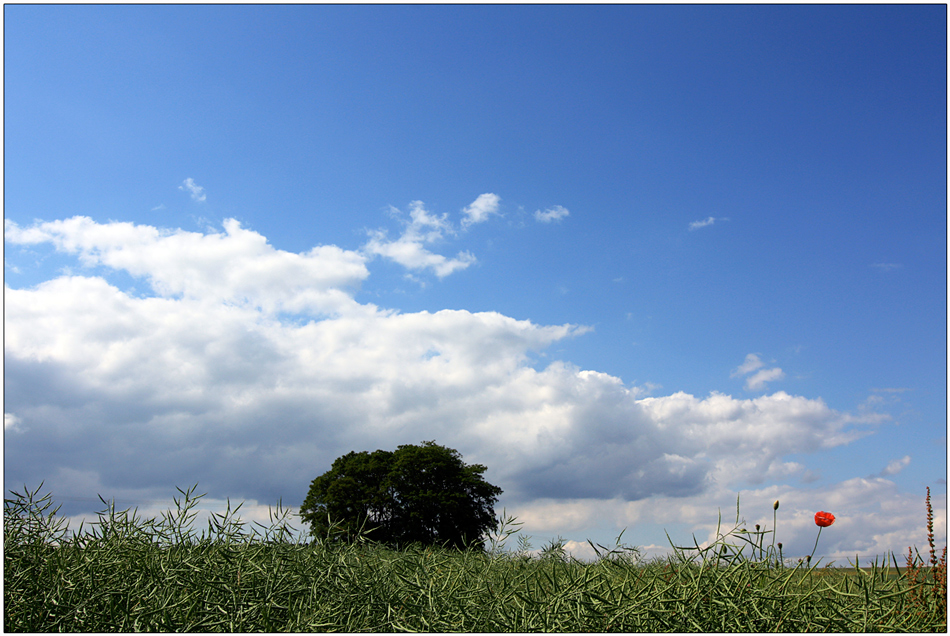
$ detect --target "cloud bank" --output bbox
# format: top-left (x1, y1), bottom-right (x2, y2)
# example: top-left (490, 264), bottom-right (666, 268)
top-left (4, 216), bottom-right (368, 315)
top-left (5, 212), bottom-right (928, 559)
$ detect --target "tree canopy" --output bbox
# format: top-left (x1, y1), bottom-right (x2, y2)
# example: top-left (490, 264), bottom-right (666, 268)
top-left (299, 441), bottom-right (502, 550)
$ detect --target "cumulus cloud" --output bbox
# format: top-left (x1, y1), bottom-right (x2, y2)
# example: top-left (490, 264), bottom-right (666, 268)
top-left (4, 216), bottom-right (369, 316)
top-left (362, 201), bottom-right (476, 278)
top-left (732, 353), bottom-right (765, 377)
top-left (732, 353), bottom-right (784, 391)
top-left (880, 455), bottom-right (911, 476)
top-left (4, 214), bottom-right (911, 561)
top-left (744, 367), bottom-right (785, 391)
top-left (518, 478), bottom-right (944, 562)
top-left (179, 178), bottom-right (206, 202)
top-left (534, 205), bottom-right (569, 223)
top-left (461, 193), bottom-right (501, 228)
top-left (5, 413), bottom-right (23, 432)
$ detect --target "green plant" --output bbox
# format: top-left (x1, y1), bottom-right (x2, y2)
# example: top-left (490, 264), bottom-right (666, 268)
top-left (4, 484), bottom-right (946, 632)
top-left (902, 487), bottom-right (947, 625)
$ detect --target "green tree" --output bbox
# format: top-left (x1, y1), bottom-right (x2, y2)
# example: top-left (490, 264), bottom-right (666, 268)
top-left (300, 441), bottom-right (502, 550)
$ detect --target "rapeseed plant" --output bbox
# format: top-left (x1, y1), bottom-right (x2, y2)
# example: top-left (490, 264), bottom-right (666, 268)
top-left (4, 484), bottom-right (946, 632)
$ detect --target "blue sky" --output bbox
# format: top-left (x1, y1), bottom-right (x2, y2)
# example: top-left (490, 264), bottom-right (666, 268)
top-left (4, 5), bottom-right (946, 560)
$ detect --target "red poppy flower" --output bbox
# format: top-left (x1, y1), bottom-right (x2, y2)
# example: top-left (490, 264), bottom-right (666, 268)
top-left (814, 511), bottom-right (835, 527)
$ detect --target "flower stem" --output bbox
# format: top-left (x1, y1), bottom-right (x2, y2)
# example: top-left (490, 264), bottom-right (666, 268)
top-left (809, 526), bottom-right (823, 562)
top-left (771, 508), bottom-right (777, 552)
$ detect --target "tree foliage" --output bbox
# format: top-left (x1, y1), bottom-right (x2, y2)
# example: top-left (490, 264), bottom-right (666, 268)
top-left (300, 441), bottom-right (502, 549)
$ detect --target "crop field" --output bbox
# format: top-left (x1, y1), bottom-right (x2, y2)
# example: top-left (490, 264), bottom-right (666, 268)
top-left (5, 484), bottom-right (946, 632)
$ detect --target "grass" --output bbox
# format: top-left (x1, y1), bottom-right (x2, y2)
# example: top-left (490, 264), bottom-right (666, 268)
top-left (4, 484), bottom-right (946, 632)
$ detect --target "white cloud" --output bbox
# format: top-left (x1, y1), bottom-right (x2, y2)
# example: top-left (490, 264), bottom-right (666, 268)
top-left (732, 353), bottom-right (784, 391)
top-left (362, 200), bottom-right (476, 278)
top-left (179, 178), bottom-right (206, 202)
top-left (521, 478), bottom-right (944, 563)
top-left (880, 455), bottom-right (911, 476)
top-left (534, 205), bottom-right (569, 223)
top-left (461, 193), bottom-right (501, 228)
top-left (5, 214), bottom-right (918, 563)
top-left (688, 216), bottom-right (728, 231)
top-left (745, 367), bottom-right (785, 391)
top-left (5, 413), bottom-right (23, 432)
top-left (732, 353), bottom-right (764, 377)
top-left (4, 216), bottom-right (369, 316)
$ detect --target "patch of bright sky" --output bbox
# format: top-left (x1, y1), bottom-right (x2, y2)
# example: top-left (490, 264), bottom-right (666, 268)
top-left (4, 4), bottom-right (946, 557)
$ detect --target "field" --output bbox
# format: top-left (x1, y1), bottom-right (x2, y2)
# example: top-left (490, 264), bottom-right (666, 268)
top-left (5, 485), bottom-right (946, 632)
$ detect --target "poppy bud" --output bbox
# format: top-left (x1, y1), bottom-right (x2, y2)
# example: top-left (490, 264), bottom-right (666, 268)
top-left (755, 524), bottom-right (760, 532)
top-left (773, 500), bottom-right (780, 511)
top-left (777, 542), bottom-right (783, 550)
